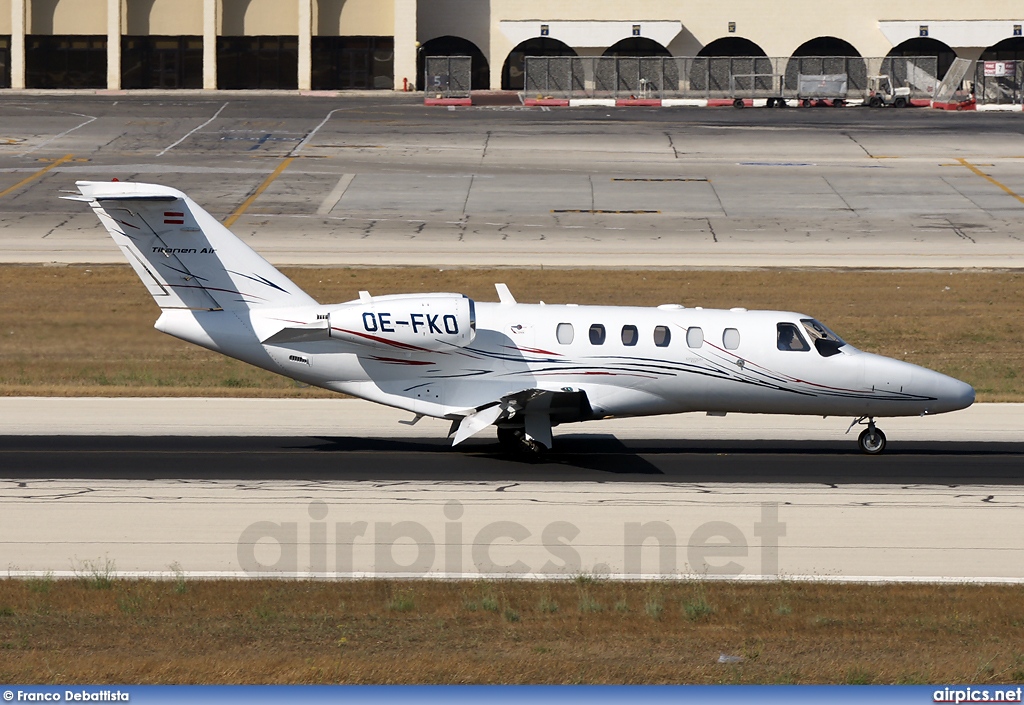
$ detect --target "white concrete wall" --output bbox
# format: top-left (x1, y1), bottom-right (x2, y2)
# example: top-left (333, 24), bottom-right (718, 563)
top-left (393, 0), bottom-right (415, 91)
top-left (0, 0), bottom-right (12, 33)
top-left (316, 0), bottom-right (394, 36)
top-left (31, 0), bottom-right (107, 34)
top-left (221, 0), bottom-right (297, 36)
top-left (127, 0), bottom-right (204, 35)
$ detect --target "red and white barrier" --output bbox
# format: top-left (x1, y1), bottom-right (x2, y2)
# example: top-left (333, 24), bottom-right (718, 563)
top-left (429, 94), bottom-right (1019, 112)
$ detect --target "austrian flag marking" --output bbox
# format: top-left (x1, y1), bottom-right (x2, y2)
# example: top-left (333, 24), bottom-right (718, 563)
top-left (164, 211), bottom-right (185, 224)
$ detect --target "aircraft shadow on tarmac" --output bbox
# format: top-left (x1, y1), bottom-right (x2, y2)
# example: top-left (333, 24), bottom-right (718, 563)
top-left (3, 435), bottom-right (1020, 484)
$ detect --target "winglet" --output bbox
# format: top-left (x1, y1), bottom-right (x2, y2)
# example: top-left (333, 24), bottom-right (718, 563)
top-left (495, 283), bottom-right (516, 305)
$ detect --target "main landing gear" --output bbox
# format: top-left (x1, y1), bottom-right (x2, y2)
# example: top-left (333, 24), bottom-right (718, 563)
top-left (848, 416), bottom-right (887, 455)
top-left (497, 426), bottom-right (547, 459)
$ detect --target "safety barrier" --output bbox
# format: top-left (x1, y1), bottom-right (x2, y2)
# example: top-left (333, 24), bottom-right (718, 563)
top-left (523, 55), bottom-right (940, 103)
top-left (423, 56), bottom-right (472, 105)
top-left (973, 60), bottom-right (1024, 109)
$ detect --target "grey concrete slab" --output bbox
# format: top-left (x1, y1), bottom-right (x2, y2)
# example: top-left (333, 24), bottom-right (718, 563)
top-left (1, 96), bottom-right (1024, 267)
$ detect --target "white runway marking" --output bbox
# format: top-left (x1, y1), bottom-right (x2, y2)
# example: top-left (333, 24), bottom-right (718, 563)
top-left (290, 107), bottom-right (350, 156)
top-left (316, 174), bottom-right (355, 215)
top-left (19, 113), bottom-right (97, 156)
top-left (156, 101), bottom-right (229, 157)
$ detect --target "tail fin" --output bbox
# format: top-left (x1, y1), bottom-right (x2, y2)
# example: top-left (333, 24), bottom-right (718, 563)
top-left (67, 181), bottom-right (317, 311)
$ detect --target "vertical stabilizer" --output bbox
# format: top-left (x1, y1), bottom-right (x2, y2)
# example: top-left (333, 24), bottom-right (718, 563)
top-left (68, 181), bottom-right (317, 311)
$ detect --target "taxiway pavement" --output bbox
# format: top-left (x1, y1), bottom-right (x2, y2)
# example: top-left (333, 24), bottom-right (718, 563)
top-left (0, 95), bottom-right (1022, 268)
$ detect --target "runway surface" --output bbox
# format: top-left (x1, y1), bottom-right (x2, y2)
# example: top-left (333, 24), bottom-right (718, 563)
top-left (0, 94), bottom-right (1023, 267)
top-left (1, 399), bottom-right (1021, 582)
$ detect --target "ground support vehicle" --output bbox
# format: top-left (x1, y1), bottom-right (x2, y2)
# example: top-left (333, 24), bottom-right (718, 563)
top-left (797, 73), bottom-right (849, 107)
top-left (729, 73), bottom-right (787, 108)
top-left (867, 75), bottom-right (910, 108)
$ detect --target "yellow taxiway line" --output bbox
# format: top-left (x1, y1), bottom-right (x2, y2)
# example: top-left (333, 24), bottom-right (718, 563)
top-left (0, 154), bottom-right (74, 199)
top-left (223, 156), bottom-right (294, 228)
top-left (956, 158), bottom-right (1024, 206)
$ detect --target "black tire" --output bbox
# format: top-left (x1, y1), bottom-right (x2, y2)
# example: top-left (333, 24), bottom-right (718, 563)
top-left (496, 426), bottom-right (547, 460)
top-left (868, 96), bottom-right (883, 108)
top-left (733, 98), bottom-right (745, 109)
top-left (497, 426), bottom-right (524, 453)
top-left (766, 98), bottom-right (776, 108)
top-left (801, 99), bottom-right (812, 108)
top-left (858, 427), bottom-right (887, 455)
top-left (776, 99), bottom-right (788, 108)
top-left (833, 99), bottom-right (845, 108)
top-left (893, 97), bottom-right (908, 109)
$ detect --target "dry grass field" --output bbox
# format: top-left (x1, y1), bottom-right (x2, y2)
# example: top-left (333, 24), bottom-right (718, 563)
top-left (0, 577), bottom-right (1022, 684)
top-left (1, 265), bottom-right (1022, 400)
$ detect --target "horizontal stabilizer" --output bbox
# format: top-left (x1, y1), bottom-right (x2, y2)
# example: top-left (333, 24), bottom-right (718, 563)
top-left (260, 319), bottom-right (331, 345)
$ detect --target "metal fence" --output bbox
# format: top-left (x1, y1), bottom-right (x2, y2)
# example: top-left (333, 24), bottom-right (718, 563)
top-left (423, 56), bottom-right (472, 98)
top-left (524, 56), bottom-right (940, 101)
top-left (973, 60), bottom-right (1024, 105)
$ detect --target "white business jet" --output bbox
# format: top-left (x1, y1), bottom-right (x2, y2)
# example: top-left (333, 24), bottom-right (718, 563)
top-left (68, 181), bottom-right (975, 455)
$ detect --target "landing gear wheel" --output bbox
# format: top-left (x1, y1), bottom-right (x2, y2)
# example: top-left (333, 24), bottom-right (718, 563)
top-left (496, 426), bottom-right (547, 460)
top-left (497, 426), bottom-right (524, 454)
top-left (858, 426), bottom-right (887, 455)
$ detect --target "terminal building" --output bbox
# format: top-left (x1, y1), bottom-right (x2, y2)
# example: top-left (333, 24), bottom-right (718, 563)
top-left (0, 0), bottom-right (1021, 91)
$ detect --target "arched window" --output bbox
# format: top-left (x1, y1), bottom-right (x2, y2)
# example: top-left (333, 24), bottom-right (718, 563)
top-left (603, 38), bottom-right (671, 58)
top-left (501, 37), bottom-right (577, 90)
top-left (887, 37), bottom-right (957, 80)
top-left (417, 35), bottom-right (490, 90)
top-left (784, 36), bottom-right (866, 94)
top-left (697, 37), bottom-right (767, 58)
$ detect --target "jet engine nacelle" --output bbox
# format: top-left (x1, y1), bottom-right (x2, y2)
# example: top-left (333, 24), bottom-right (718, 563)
top-left (328, 293), bottom-right (476, 351)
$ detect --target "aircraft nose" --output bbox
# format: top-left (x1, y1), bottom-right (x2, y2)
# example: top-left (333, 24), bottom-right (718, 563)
top-left (917, 369), bottom-right (975, 413)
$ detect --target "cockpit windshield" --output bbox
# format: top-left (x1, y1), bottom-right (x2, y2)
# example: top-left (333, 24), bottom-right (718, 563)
top-left (800, 318), bottom-right (846, 357)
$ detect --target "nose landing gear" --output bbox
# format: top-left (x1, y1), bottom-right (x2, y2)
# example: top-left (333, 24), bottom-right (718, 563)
top-left (848, 416), bottom-right (887, 454)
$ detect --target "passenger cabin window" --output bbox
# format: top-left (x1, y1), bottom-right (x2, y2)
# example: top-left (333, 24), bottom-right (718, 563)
top-left (621, 325), bottom-right (638, 346)
top-left (654, 325), bottom-right (671, 347)
top-left (686, 327), bottom-right (703, 348)
top-left (777, 322), bottom-right (810, 351)
top-left (556, 322), bottom-right (574, 345)
top-left (589, 324), bottom-right (606, 345)
top-left (801, 318), bottom-right (845, 357)
top-left (723, 328), bottom-right (741, 350)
